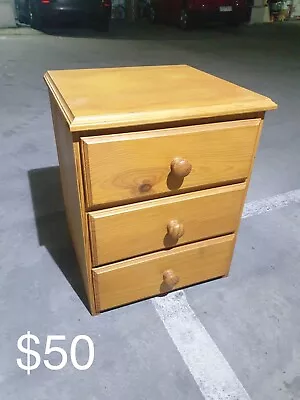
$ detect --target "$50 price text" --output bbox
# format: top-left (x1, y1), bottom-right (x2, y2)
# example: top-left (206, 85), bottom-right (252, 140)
top-left (17, 331), bottom-right (95, 375)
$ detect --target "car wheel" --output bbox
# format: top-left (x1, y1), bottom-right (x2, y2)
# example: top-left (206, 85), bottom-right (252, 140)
top-left (148, 6), bottom-right (156, 24)
top-left (179, 8), bottom-right (190, 30)
top-left (29, 1), bottom-right (42, 30)
top-left (15, 1), bottom-right (26, 24)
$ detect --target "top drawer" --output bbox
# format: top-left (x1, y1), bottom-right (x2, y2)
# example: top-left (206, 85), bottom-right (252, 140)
top-left (81, 119), bottom-right (261, 208)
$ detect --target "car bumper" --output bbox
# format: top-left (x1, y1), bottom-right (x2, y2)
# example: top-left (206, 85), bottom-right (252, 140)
top-left (37, 4), bottom-right (111, 20)
top-left (188, 7), bottom-right (249, 23)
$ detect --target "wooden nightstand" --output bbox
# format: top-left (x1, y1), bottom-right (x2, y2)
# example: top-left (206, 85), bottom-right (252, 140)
top-left (44, 65), bottom-right (277, 315)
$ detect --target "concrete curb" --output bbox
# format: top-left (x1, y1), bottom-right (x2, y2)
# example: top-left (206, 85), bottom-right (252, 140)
top-left (0, 27), bottom-right (43, 35)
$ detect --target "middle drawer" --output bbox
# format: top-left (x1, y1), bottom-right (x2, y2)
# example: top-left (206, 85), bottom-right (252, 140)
top-left (88, 182), bottom-right (246, 266)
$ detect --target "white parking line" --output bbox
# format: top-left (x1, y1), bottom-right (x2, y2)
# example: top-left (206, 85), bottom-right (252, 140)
top-left (242, 189), bottom-right (300, 219)
top-left (153, 189), bottom-right (300, 400)
top-left (153, 291), bottom-right (251, 400)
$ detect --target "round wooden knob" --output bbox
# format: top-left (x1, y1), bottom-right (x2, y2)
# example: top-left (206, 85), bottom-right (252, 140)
top-left (167, 220), bottom-right (184, 240)
top-left (170, 157), bottom-right (192, 178)
top-left (163, 269), bottom-right (180, 289)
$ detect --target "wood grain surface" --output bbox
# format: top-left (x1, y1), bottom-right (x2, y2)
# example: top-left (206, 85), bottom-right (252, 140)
top-left (44, 65), bottom-right (277, 132)
top-left (88, 183), bottom-right (246, 265)
top-left (223, 117), bottom-right (266, 277)
top-left (44, 65), bottom-right (277, 315)
top-left (49, 94), bottom-right (96, 314)
top-left (93, 234), bottom-right (235, 311)
top-left (81, 119), bottom-right (260, 208)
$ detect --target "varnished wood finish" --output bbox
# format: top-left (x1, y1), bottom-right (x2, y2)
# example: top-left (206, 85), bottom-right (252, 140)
top-left (93, 235), bottom-right (235, 312)
top-left (163, 269), bottom-right (180, 290)
top-left (167, 220), bottom-right (185, 241)
top-left (49, 94), bottom-right (96, 314)
top-left (44, 65), bottom-right (276, 132)
top-left (88, 183), bottom-right (246, 265)
top-left (171, 158), bottom-right (192, 178)
top-left (81, 119), bottom-right (260, 208)
top-left (224, 117), bottom-right (266, 277)
top-left (45, 65), bottom-right (277, 315)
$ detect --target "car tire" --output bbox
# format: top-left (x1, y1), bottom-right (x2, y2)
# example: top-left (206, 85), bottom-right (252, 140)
top-left (29, 1), bottom-right (42, 30)
top-left (179, 8), bottom-right (190, 30)
top-left (148, 6), bottom-right (157, 24)
top-left (15, 2), bottom-right (26, 24)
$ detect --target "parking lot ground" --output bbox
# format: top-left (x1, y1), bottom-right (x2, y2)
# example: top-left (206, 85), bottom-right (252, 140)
top-left (0, 21), bottom-right (300, 400)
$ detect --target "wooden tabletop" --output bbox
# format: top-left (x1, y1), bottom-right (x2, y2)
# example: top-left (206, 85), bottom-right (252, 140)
top-left (44, 65), bottom-right (277, 132)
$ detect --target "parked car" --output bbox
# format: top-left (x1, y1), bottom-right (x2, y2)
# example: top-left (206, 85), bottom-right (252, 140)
top-left (147, 0), bottom-right (249, 29)
top-left (15, 0), bottom-right (112, 31)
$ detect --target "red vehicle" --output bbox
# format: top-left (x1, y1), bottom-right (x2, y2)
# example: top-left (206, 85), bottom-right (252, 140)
top-left (148, 0), bottom-right (249, 29)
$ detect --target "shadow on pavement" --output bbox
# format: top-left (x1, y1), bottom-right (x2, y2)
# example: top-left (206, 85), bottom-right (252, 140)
top-left (28, 166), bottom-right (89, 312)
top-left (39, 18), bottom-right (252, 39)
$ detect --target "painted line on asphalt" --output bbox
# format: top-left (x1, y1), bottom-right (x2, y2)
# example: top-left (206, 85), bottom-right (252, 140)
top-left (153, 188), bottom-right (300, 400)
top-left (242, 188), bottom-right (300, 219)
top-left (153, 291), bottom-right (251, 400)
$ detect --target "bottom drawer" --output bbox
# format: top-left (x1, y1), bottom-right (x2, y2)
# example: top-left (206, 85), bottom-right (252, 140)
top-left (93, 234), bottom-right (235, 312)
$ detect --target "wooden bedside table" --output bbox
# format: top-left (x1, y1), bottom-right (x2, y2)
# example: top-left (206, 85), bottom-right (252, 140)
top-left (44, 65), bottom-right (277, 315)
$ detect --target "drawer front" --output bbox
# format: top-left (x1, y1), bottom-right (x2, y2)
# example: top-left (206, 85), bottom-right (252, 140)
top-left (81, 119), bottom-right (260, 208)
top-left (93, 234), bottom-right (235, 311)
top-left (89, 183), bottom-right (246, 265)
